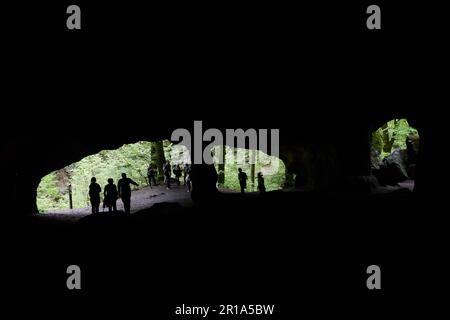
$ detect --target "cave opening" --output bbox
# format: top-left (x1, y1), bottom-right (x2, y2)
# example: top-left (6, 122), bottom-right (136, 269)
top-left (36, 141), bottom-right (287, 215)
top-left (36, 140), bottom-right (191, 214)
top-left (213, 145), bottom-right (287, 193)
top-left (370, 118), bottom-right (420, 190)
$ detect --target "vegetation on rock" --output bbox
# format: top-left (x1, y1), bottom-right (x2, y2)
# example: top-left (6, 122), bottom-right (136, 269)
top-left (371, 119), bottom-right (419, 160)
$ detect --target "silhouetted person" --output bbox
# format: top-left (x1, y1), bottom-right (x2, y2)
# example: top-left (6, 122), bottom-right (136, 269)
top-left (104, 178), bottom-right (118, 212)
top-left (185, 166), bottom-right (192, 192)
top-left (163, 161), bottom-right (171, 189)
top-left (183, 163), bottom-right (191, 185)
top-left (89, 177), bottom-right (101, 214)
top-left (147, 165), bottom-right (157, 187)
top-left (238, 168), bottom-right (248, 195)
top-left (257, 172), bottom-right (266, 195)
top-left (118, 173), bottom-right (138, 214)
top-left (173, 164), bottom-right (182, 186)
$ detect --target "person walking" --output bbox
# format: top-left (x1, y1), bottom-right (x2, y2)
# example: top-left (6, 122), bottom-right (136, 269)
top-left (163, 161), bottom-right (172, 189)
top-left (238, 168), bottom-right (248, 195)
top-left (118, 173), bottom-right (139, 214)
top-left (104, 178), bottom-right (118, 212)
top-left (147, 165), bottom-right (157, 187)
top-left (89, 177), bottom-right (101, 214)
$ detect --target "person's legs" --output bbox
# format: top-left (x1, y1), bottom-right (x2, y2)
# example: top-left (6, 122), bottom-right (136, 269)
top-left (122, 196), bottom-right (131, 214)
top-left (91, 199), bottom-right (98, 213)
top-left (112, 201), bottom-right (117, 211)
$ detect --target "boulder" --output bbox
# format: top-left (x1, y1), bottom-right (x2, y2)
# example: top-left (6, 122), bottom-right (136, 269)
top-left (375, 148), bottom-right (409, 186)
top-left (343, 175), bottom-right (380, 193)
top-left (370, 146), bottom-right (381, 170)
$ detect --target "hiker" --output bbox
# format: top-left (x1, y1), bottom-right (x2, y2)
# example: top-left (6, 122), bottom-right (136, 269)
top-left (238, 168), bottom-right (248, 195)
top-left (173, 164), bottom-right (182, 186)
top-left (147, 165), bottom-right (157, 187)
top-left (89, 177), bottom-right (101, 214)
top-left (118, 173), bottom-right (139, 214)
top-left (104, 178), bottom-right (118, 212)
top-left (185, 165), bottom-right (192, 192)
top-left (257, 172), bottom-right (266, 195)
top-left (163, 161), bottom-right (171, 189)
top-left (183, 163), bottom-right (190, 185)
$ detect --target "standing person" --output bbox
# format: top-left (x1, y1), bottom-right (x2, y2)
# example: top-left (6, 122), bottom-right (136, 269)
top-left (173, 164), bottom-right (182, 186)
top-left (185, 164), bottom-right (192, 192)
top-left (163, 161), bottom-right (171, 189)
top-left (104, 178), bottom-right (118, 212)
top-left (257, 172), bottom-right (266, 195)
top-left (118, 173), bottom-right (139, 214)
top-left (89, 177), bottom-right (101, 214)
top-left (147, 165), bottom-right (157, 188)
top-left (183, 163), bottom-right (189, 185)
top-left (238, 168), bottom-right (248, 195)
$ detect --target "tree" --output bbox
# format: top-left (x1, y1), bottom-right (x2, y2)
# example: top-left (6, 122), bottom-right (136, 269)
top-left (382, 119), bottom-right (398, 154)
top-left (151, 141), bottom-right (166, 181)
top-left (217, 145), bottom-right (225, 185)
top-left (250, 150), bottom-right (255, 191)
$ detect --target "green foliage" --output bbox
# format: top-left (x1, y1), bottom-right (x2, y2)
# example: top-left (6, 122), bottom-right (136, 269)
top-left (214, 146), bottom-right (286, 192)
top-left (371, 119), bottom-right (418, 159)
top-left (37, 141), bottom-right (286, 213)
top-left (37, 172), bottom-right (69, 213)
top-left (37, 141), bottom-right (156, 213)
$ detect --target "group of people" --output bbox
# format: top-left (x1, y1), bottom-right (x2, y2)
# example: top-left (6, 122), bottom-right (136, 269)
top-left (88, 173), bottom-right (138, 214)
top-left (89, 163), bottom-right (193, 215)
top-left (153, 161), bottom-right (192, 192)
top-left (238, 168), bottom-right (266, 195)
top-left (88, 164), bottom-right (265, 215)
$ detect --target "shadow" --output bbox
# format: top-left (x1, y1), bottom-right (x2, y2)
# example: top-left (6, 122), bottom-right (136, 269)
top-left (3, 184), bottom-right (448, 299)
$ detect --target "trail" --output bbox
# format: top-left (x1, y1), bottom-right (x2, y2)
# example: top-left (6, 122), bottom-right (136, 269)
top-left (34, 184), bottom-right (193, 223)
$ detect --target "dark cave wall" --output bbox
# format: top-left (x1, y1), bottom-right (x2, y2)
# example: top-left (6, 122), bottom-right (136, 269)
top-left (2, 133), bottom-right (171, 215)
top-left (1, 112), bottom-right (434, 215)
top-left (280, 124), bottom-right (372, 190)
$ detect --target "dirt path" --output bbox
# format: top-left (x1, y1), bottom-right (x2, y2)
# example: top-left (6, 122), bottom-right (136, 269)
top-left (34, 184), bottom-right (193, 223)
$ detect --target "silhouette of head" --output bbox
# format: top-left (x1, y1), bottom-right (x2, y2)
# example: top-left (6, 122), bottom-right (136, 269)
top-left (258, 172), bottom-right (263, 177)
top-left (122, 173), bottom-right (127, 178)
top-left (108, 178), bottom-right (113, 184)
top-left (91, 177), bottom-right (96, 183)
top-left (238, 168), bottom-right (242, 172)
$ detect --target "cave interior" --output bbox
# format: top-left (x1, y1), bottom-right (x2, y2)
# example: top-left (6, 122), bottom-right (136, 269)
top-left (1, 108), bottom-right (446, 299)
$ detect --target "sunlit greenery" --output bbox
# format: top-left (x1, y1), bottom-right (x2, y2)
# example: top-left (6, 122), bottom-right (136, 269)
top-left (371, 119), bottom-right (419, 159)
top-left (37, 141), bottom-right (286, 213)
top-left (214, 146), bottom-right (286, 192)
top-left (37, 141), bottom-right (169, 213)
